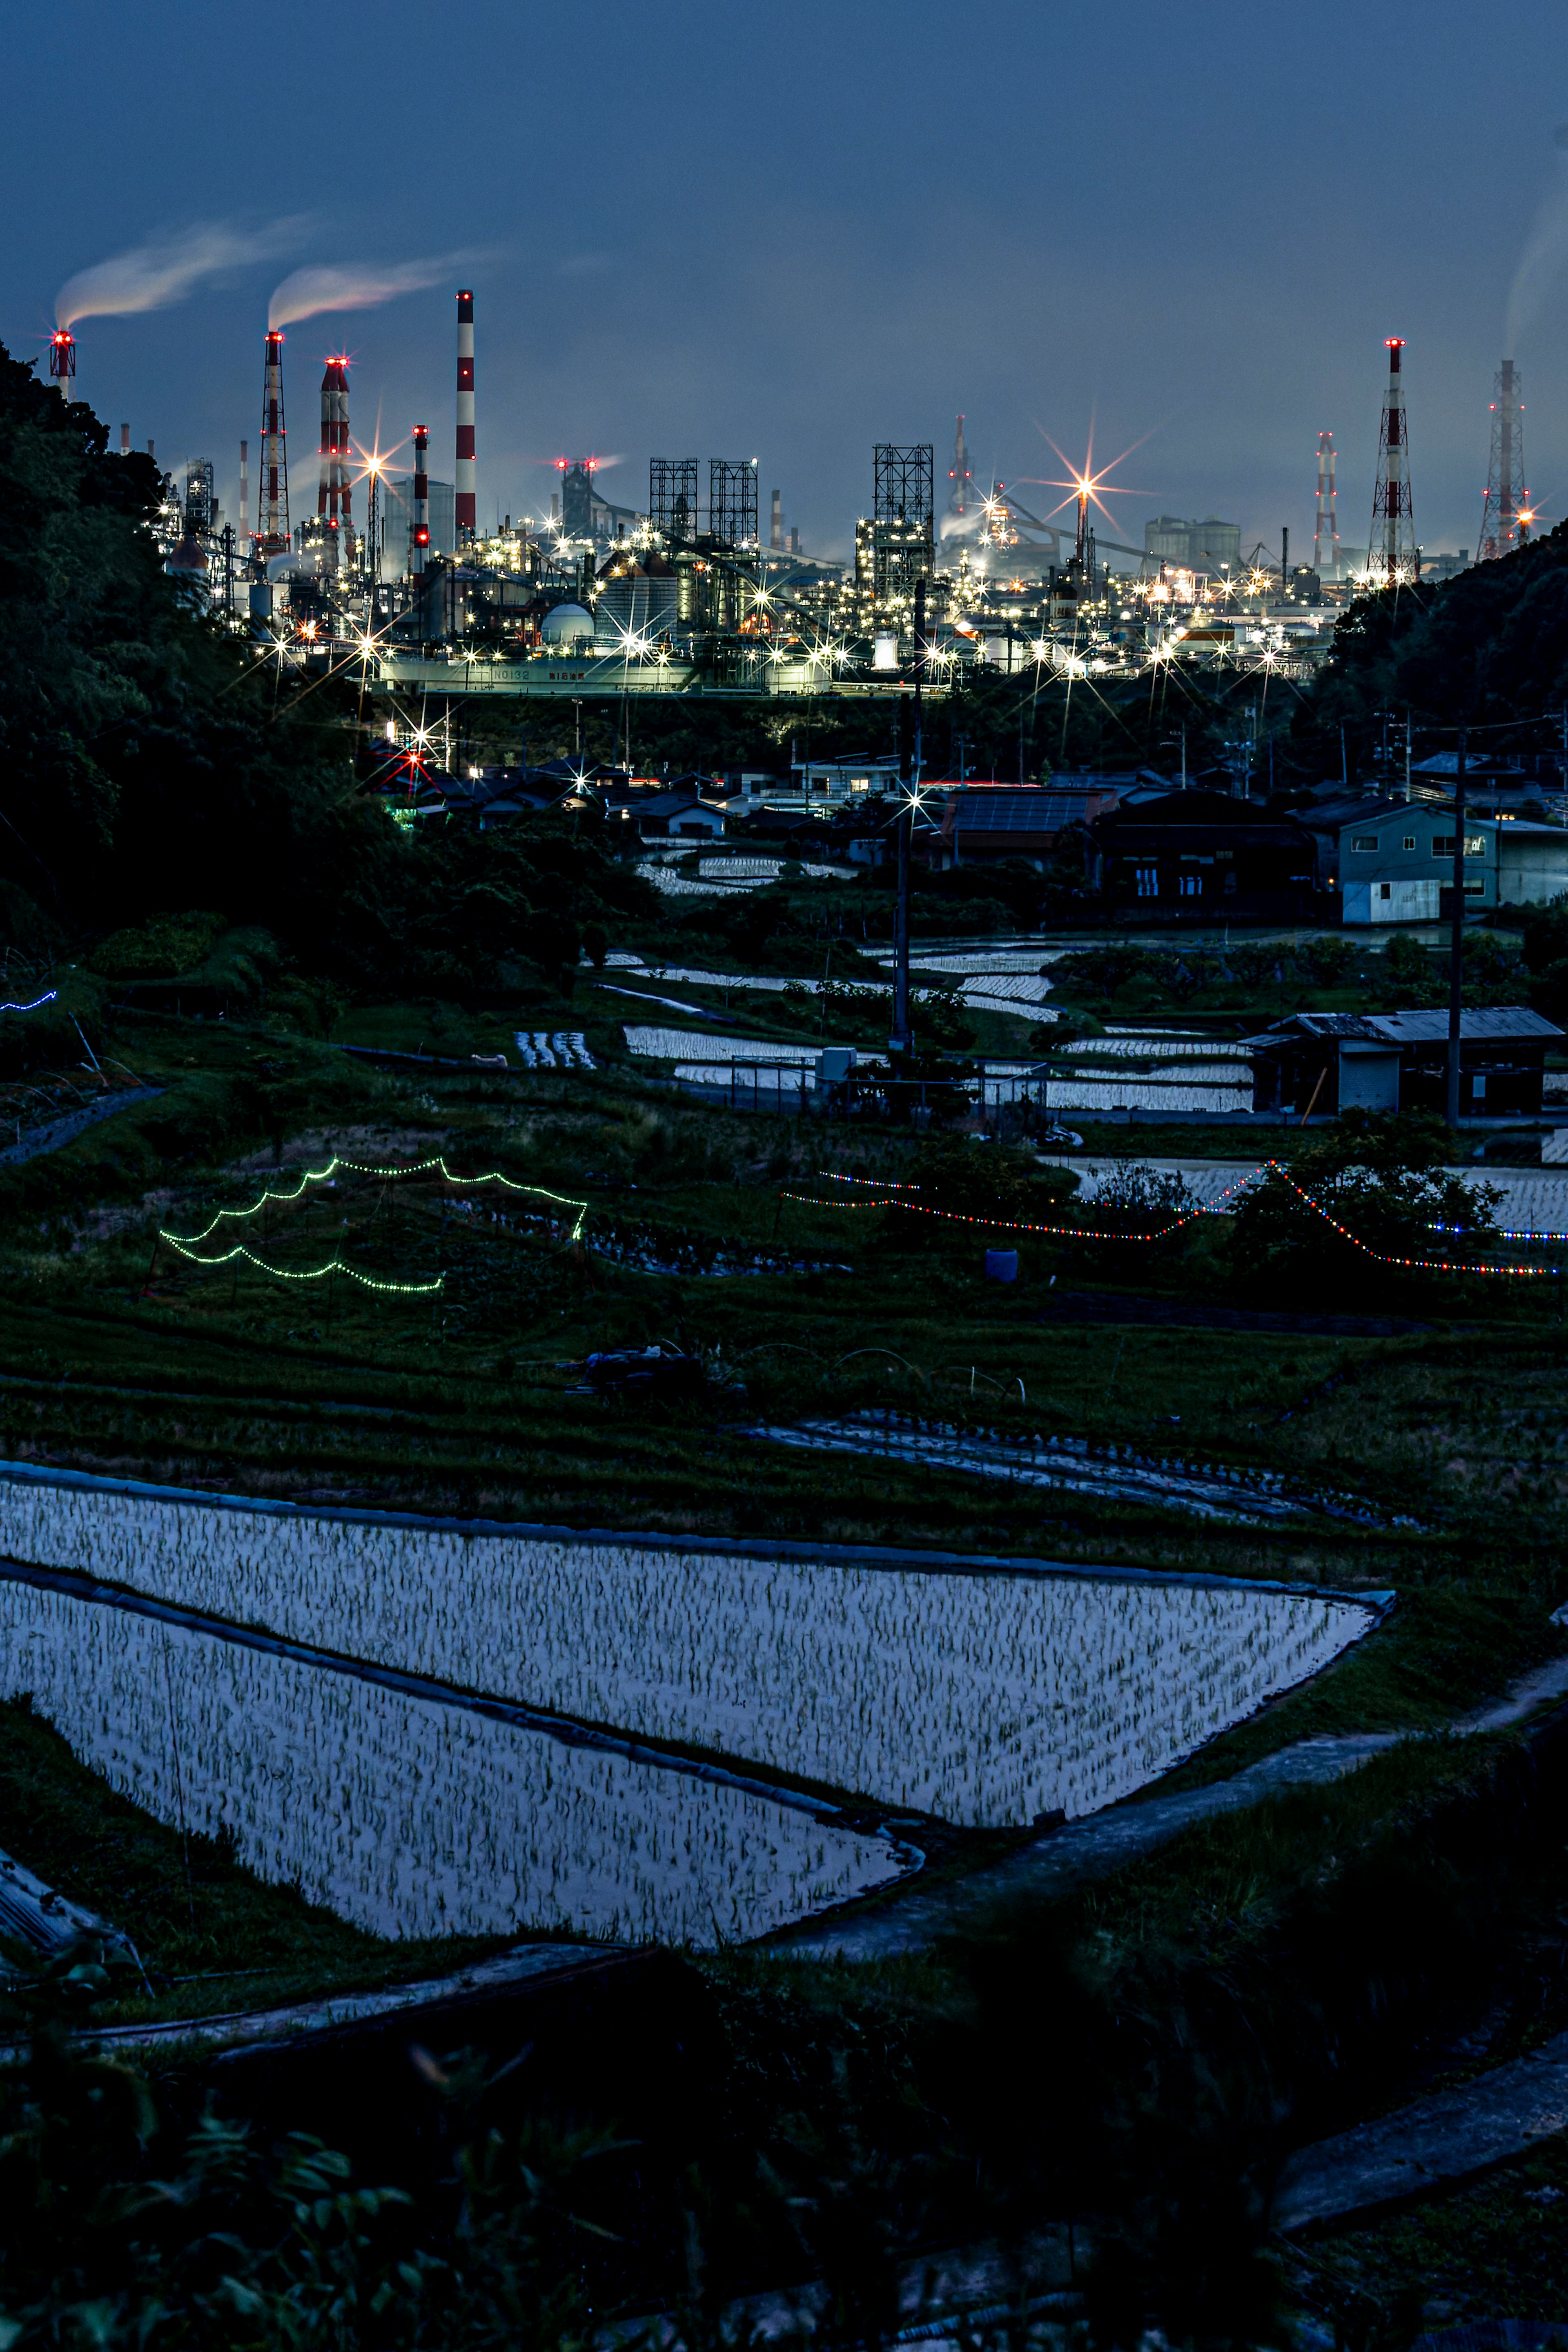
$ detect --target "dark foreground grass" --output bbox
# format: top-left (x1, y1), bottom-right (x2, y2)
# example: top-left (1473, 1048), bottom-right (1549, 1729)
top-left (1295, 2135), bottom-right (1568, 2327)
top-left (0, 1697), bottom-right (514, 2028)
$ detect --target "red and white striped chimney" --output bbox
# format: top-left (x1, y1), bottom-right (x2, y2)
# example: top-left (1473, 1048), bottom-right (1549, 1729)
top-left (258, 331), bottom-right (290, 555)
top-left (317, 354), bottom-right (352, 570)
top-left (49, 329), bottom-right (76, 402)
top-left (455, 289), bottom-right (475, 540)
top-left (412, 425), bottom-right (430, 577)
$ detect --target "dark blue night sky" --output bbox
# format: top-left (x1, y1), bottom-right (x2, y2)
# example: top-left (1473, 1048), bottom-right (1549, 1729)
top-left (7, 0), bottom-right (1568, 564)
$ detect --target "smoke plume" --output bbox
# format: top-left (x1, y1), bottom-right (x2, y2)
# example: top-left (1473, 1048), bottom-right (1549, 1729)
top-left (267, 256), bottom-right (472, 330)
top-left (56, 218), bottom-right (305, 328)
top-left (1504, 132), bottom-right (1568, 357)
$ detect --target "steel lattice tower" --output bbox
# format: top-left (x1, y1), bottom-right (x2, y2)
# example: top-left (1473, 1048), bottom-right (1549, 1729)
top-left (650, 459), bottom-right (698, 537)
top-left (707, 459), bottom-right (758, 546)
top-left (1478, 359), bottom-right (1527, 562)
top-left (1314, 431), bottom-right (1339, 580)
top-left (875, 444), bottom-right (933, 525)
top-left (1369, 338), bottom-right (1416, 587)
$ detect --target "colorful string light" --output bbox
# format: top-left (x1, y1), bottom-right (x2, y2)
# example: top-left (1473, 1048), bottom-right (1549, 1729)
top-left (780, 1158), bottom-right (1558, 1278)
top-left (164, 1154), bottom-right (590, 1248)
top-left (820, 1171), bottom-right (923, 1191)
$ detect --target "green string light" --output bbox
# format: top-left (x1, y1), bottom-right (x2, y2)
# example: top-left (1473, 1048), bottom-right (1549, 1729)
top-left (164, 1153), bottom-right (590, 1249)
top-left (156, 1234), bottom-right (443, 1293)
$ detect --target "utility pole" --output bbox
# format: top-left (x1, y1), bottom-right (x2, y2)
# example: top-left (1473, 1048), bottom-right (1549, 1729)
top-left (1446, 728), bottom-right (1468, 1128)
top-left (889, 577), bottom-right (925, 1061)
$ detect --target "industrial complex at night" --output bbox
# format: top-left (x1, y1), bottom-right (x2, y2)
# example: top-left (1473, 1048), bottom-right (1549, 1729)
top-left (46, 283), bottom-right (1537, 719)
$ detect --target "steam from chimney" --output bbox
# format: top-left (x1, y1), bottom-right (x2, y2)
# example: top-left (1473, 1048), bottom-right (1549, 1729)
top-left (267, 254), bottom-right (474, 330)
top-left (56, 217), bottom-right (304, 327)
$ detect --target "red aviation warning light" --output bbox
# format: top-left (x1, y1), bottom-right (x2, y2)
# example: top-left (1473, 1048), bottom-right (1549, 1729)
top-left (257, 330), bottom-right (290, 555)
top-left (412, 424), bottom-right (430, 578)
top-left (49, 329), bottom-right (76, 394)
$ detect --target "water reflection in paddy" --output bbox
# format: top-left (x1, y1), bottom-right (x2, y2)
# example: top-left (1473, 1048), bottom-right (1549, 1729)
top-left (0, 1577), bottom-right (906, 1947)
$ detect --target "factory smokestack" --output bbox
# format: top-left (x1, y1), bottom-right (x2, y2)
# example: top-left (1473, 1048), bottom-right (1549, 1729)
top-left (239, 440), bottom-right (249, 545)
top-left (1479, 359), bottom-right (1527, 562)
top-left (412, 425), bottom-right (429, 577)
top-left (120, 424), bottom-right (130, 455)
top-left (1314, 431), bottom-right (1339, 581)
top-left (258, 331), bottom-right (290, 555)
top-left (317, 354), bottom-right (352, 571)
top-left (770, 489), bottom-right (782, 550)
top-left (48, 329), bottom-right (76, 402)
top-left (455, 290), bottom-right (475, 540)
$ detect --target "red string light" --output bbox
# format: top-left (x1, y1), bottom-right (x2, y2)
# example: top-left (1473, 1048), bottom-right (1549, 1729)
top-left (778, 1159), bottom-right (1556, 1279)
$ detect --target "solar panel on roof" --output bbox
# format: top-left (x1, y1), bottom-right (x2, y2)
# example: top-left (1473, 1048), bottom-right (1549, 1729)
top-left (956, 793), bottom-right (1093, 831)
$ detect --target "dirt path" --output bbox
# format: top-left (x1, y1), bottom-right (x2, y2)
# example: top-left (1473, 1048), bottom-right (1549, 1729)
top-left (0, 1086), bottom-right (162, 1166)
top-left (777, 1659), bottom-right (1568, 1963)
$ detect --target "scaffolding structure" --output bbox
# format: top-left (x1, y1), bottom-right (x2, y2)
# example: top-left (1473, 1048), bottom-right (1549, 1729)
top-left (183, 460), bottom-right (215, 535)
top-left (862, 443), bottom-right (935, 613)
top-left (708, 459), bottom-right (759, 547)
top-left (875, 443), bottom-right (933, 525)
top-left (650, 458), bottom-right (699, 538)
top-left (1478, 359), bottom-right (1527, 563)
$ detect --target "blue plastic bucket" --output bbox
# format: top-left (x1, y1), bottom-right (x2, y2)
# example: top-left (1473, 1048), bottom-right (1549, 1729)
top-left (984, 1249), bottom-right (1019, 1283)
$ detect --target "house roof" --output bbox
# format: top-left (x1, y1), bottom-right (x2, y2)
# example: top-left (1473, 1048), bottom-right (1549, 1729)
top-left (953, 788), bottom-right (1107, 834)
top-left (1298, 796), bottom-right (1409, 830)
top-left (633, 788), bottom-right (724, 819)
top-left (1371, 1006), bottom-right (1563, 1042)
top-left (1246, 1006), bottom-right (1563, 1047)
top-left (1092, 789), bottom-right (1309, 834)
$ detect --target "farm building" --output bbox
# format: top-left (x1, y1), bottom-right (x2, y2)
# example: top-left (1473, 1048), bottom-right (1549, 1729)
top-left (1245, 1007), bottom-right (1563, 1118)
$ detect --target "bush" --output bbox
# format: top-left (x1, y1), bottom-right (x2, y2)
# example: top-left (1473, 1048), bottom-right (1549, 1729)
top-left (88, 910), bottom-right (227, 980)
top-left (1226, 1110), bottom-right (1495, 1302)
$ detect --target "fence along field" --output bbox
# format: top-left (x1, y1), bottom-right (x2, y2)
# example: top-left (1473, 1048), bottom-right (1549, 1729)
top-left (0, 1469), bottom-right (1380, 1829)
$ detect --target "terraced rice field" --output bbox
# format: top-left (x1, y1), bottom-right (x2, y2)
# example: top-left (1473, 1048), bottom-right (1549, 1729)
top-left (0, 1469), bottom-right (1375, 1829)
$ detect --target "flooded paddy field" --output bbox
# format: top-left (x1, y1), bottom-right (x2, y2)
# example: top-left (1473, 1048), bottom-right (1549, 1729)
top-left (0, 1467), bottom-right (1376, 1833)
top-left (0, 1561), bottom-right (909, 1947)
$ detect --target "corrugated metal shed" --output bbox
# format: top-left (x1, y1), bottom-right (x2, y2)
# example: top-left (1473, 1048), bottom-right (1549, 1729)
top-left (1372, 1007), bottom-right (1563, 1042)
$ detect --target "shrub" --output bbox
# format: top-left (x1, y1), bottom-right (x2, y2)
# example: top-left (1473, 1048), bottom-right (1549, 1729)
top-left (88, 910), bottom-right (227, 980)
top-left (1226, 1110), bottom-right (1496, 1301)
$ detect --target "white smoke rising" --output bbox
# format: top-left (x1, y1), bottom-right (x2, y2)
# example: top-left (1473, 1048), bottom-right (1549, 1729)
top-left (56, 219), bottom-right (305, 328)
top-left (1505, 137), bottom-right (1568, 356)
top-left (267, 257), bottom-right (472, 330)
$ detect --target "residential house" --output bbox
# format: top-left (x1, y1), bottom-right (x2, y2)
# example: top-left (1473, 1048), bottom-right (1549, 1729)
top-left (939, 781), bottom-right (1121, 870)
top-left (1086, 791), bottom-right (1323, 921)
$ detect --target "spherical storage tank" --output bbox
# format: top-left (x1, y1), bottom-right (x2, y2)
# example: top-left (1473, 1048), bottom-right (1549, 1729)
top-left (541, 602), bottom-right (593, 649)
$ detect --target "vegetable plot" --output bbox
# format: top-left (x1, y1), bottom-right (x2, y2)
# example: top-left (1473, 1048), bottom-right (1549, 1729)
top-left (0, 1472), bottom-right (1377, 1827)
top-left (0, 1578), bottom-right (905, 1945)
